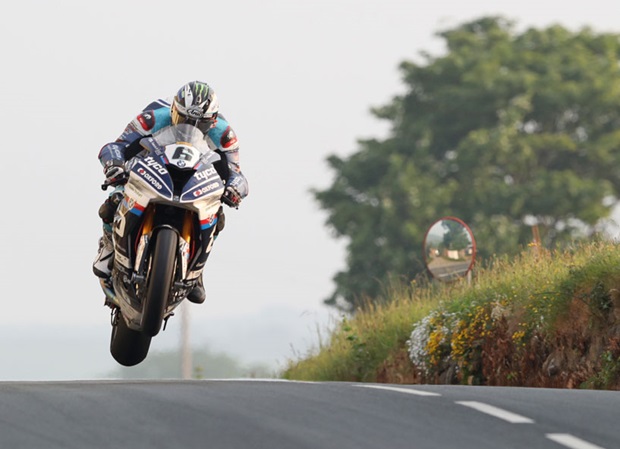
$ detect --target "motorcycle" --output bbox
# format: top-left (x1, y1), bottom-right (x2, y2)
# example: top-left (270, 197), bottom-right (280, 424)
top-left (99, 124), bottom-right (225, 367)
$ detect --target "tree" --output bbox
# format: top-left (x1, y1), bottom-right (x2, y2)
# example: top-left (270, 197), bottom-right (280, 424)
top-left (315, 16), bottom-right (620, 311)
top-left (441, 220), bottom-right (470, 251)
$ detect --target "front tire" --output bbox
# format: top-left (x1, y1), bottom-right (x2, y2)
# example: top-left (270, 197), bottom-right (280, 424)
top-left (141, 228), bottom-right (178, 337)
top-left (110, 311), bottom-right (152, 367)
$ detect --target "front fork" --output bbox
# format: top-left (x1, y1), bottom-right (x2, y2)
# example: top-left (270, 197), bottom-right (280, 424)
top-left (134, 210), bottom-right (197, 303)
top-left (104, 205), bottom-right (218, 312)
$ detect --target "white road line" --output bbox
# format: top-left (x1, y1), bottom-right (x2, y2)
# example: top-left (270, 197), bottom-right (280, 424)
top-left (455, 401), bottom-right (534, 423)
top-left (356, 385), bottom-right (441, 396)
top-left (207, 379), bottom-right (320, 383)
top-left (546, 433), bottom-right (607, 449)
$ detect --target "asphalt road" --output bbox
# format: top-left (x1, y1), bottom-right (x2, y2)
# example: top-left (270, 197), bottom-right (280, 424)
top-left (427, 259), bottom-right (472, 281)
top-left (0, 380), bottom-right (618, 449)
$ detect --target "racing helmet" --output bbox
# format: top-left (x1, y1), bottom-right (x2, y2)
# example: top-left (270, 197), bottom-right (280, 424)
top-left (171, 81), bottom-right (219, 133)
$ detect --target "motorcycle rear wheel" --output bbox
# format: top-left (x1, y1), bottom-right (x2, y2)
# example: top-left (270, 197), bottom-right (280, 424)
top-left (109, 311), bottom-right (152, 367)
top-left (141, 227), bottom-right (178, 337)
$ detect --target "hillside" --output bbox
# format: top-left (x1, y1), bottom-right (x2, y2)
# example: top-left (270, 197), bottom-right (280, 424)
top-left (283, 241), bottom-right (620, 389)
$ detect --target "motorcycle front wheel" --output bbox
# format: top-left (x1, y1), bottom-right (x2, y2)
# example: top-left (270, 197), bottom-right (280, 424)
top-left (141, 227), bottom-right (178, 337)
top-left (110, 311), bottom-right (152, 367)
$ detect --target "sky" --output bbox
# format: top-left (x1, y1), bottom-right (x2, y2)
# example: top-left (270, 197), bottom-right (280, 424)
top-left (0, 0), bottom-right (619, 380)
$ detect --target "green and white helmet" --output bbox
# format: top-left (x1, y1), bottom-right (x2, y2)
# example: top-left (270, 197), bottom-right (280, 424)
top-left (171, 81), bottom-right (219, 132)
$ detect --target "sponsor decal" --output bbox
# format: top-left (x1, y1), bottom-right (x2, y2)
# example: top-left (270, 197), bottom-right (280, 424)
top-left (103, 144), bottom-right (123, 160)
top-left (229, 176), bottom-right (242, 187)
top-left (186, 105), bottom-right (204, 118)
top-left (143, 156), bottom-right (168, 175)
top-left (115, 252), bottom-right (131, 270)
top-left (221, 126), bottom-right (238, 148)
top-left (137, 167), bottom-right (163, 191)
top-left (129, 202), bottom-right (145, 216)
top-left (193, 182), bottom-right (220, 197)
top-left (195, 167), bottom-right (218, 180)
top-left (123, 197), bottom-right (136, 210)
top-left (200, 214), bottom-right (218, 230)
top-left (137, 112), bottom-right (155, 131)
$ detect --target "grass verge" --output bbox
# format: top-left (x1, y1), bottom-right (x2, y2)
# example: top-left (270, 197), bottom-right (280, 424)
top-left (282, 240), bottom-right (620, 389)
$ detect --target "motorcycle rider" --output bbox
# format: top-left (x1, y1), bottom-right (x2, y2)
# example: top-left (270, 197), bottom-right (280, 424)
top-left (93, 80), bottom-right (249, 304)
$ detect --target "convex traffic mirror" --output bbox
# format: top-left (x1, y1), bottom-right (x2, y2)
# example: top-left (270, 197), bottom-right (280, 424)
top-left (423, 217), bottom-right (476, 282)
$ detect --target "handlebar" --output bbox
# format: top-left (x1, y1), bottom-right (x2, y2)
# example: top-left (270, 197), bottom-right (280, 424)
top-left (101, 174), bottom-right (129, 191)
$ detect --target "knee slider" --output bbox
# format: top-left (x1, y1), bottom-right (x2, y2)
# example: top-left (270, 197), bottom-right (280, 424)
top-left (98, 200), bottom-right (116, 224)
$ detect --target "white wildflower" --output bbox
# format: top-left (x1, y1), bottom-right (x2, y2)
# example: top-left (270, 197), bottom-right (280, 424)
top-left (407, 311), bottom-right (458, 376)
top-left (407, 314), bottom-right (433, 371)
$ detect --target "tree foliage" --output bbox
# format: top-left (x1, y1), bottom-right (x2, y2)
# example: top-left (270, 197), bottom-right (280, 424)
top-left (441, 220), bottom-right (471, 251)
top-left (315, 16), bottom-right (620, 311)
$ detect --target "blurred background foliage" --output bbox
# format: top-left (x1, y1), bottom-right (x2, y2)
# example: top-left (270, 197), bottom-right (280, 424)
top-left (315, 17), bottom-right (620, 311)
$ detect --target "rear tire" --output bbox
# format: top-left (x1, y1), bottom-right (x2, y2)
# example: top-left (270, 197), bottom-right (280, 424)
top-left (142, 228), bottom-right (178, 337)
top-left (110, 312), bottom-right (152, 367)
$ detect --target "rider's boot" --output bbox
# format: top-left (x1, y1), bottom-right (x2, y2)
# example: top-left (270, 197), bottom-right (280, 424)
top-left (187, 211), bottom-right (223, 304)
top-left (187, 275), bottom-right (206, 304)
top-left (93, 227), bottom-right (114, 278)
top-left (93, 190), bottom-right (123, 279)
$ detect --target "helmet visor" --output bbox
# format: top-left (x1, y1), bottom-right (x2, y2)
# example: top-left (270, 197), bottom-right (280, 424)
top-left (171, 104), bottom-right (217, 132)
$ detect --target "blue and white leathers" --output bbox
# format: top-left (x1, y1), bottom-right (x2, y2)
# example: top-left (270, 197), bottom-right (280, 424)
top-left (98, 98), bottom-right (248, 201)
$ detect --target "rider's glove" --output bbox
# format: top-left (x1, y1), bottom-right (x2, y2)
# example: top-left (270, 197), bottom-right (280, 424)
top-left (222, 185), bottom-right (242, 209)
top-left (104, 160), bottom-right (127, 186)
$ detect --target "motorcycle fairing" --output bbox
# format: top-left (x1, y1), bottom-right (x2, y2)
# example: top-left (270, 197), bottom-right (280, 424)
top-left (129, 156), bottom-right (174, 199)
top-left (109, 124), bottom-right (225, 328)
